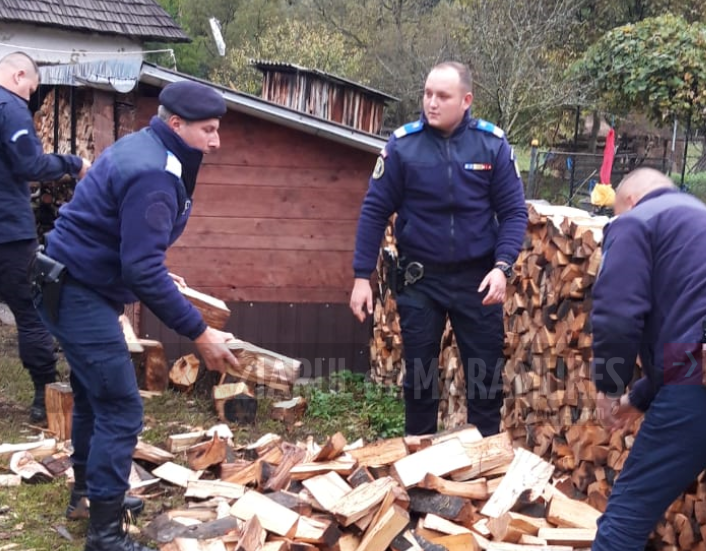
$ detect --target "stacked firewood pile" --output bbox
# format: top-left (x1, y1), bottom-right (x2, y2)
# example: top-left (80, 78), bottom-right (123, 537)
top-left (370, 202), bottom-right (706, 550)
top-left (2, 425), bottom-right (608, 550)
top-left (32, 87), bottom-right (94, 241)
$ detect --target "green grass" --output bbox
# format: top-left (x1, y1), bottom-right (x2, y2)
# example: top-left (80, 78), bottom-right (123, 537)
top-left (0, 324), bottom-right (404, 550)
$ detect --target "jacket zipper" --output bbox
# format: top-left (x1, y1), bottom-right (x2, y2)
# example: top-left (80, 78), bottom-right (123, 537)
top-left (447, 140), bottom-right (455, 260)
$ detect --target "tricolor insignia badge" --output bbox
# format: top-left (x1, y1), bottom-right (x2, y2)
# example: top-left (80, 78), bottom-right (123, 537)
top-left (464, 163), bottom-right (493, 171)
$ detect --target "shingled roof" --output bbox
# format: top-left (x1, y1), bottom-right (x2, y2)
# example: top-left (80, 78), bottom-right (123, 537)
top-left (0, 0), bottom-right (190, 43)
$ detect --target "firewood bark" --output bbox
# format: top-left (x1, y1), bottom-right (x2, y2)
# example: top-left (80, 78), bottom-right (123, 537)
top-left (45, 382), bottom-right (73, 441)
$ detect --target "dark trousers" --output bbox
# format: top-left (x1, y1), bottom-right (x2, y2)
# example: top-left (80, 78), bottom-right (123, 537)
top-left (396, 264), bottom-right (504, 436)
top-left (36, 280), bottom-right (143, 501)
top-left (592, 384), bottom-right (706, 551)
top-left (0, 239), bottom-right (57, 386)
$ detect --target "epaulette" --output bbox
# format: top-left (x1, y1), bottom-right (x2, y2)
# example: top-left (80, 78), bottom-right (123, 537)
top-left (473, 119), bottom-right (505, 139)
top-left (165, 151), bottom-right (182, 178)
top-left (393, 120), bottom-right (424, 139)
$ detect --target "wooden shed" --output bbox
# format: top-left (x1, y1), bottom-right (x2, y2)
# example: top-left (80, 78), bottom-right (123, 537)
top-left (35, 61), bottom-right (389, 378)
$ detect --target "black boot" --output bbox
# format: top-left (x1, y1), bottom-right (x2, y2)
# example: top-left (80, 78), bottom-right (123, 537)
top-left (67, 465), bottom-right (144, 520)
top-left (29, 384), bottom-right (47, 424)
top-left (84, 496), bottom-right (155, 551)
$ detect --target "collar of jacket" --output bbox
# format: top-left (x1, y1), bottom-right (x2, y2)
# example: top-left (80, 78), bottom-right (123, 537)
top-left (635, 187), bottom-right (679, 207)
top-left (0, 85), bottom-right (29, 105)
top-left (149, 115), bottom-right (203, 197)
top-left (419, 109), bottom-right (472, 139)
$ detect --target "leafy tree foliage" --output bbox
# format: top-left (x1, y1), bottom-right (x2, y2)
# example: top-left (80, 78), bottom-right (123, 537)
top-left (574, 14), bottom-right (706, 127)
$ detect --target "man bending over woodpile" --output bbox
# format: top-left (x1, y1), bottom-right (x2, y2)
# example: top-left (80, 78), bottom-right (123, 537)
top-left (31, 80), bottom-right (239, 551)
top-left (591, 167), bottom-right (706, 550)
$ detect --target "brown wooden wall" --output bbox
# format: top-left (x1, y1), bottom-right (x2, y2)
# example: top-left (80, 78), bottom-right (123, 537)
top-left (135, 97), bottom-right (375, 304)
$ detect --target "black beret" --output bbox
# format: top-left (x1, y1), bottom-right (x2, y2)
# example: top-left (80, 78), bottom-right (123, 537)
top-left (159, 81), bottom-right (227, 121)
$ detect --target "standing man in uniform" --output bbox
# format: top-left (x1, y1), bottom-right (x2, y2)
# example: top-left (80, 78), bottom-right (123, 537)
top-left (350, 61), bottom-right (528, 436)
top-left (591, 168), bottom-right (706, 551)
top-left (34, 80), bottom-right (239, 551)
top-left (0, 51), bottom-right (91, 423)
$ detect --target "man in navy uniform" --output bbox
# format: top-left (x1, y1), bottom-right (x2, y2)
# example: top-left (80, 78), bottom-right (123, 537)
top-left (0, 51), bottom-right (91, 423)
top-left (35, 80), bottom-right (239, 551)
top-left (350, 61), bottom-right (528, 436)
top-left (592, 168), bottom-right (706, 550)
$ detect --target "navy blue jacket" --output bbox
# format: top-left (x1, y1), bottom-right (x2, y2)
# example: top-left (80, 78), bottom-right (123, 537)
top-left (46, 116), bottom-right (207, 341)
top-left (592, 188), bottom-right (706, 410)
top-left (0, 86), bottom-right (83, 244)
top-left (353, 112), bottom-right (528, 277)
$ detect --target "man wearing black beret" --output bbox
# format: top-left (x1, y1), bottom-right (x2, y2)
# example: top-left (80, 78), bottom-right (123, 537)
top-left (32, 79), bottom-right (237, 551)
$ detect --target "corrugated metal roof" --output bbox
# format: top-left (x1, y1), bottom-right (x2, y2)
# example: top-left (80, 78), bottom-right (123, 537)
top-left (250, 59), bottom-right (399, 103)
top-left (0, 0), bottom-right (189, 43)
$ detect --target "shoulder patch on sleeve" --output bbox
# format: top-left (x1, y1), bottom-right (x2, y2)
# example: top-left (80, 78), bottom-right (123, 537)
top-left (165, 151), bottom-right (182, 179)
top-left (474, 119), bottom-right (505, 139)
top-left (393, 120), bottom-right (424, 139)
top-left (10, 129), bottom-right (29, 142)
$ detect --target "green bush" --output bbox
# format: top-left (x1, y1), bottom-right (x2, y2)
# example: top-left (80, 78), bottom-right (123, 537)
top-left (676, 172), bottom-right (706, 202)
top-left (298, 371), bottom-right (405, 440)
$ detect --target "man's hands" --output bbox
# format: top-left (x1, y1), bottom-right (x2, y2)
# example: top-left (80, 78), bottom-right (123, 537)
top-left (194, 327), bottom-right (239, 374)
top-left (596, 392), bottom-right (642, 431)
top-left (479, 267), bottom-right (507, 305)
top-left (77, 158), bottom-right (91, 180)
top-left (350, 278), bottom-right (373, 322)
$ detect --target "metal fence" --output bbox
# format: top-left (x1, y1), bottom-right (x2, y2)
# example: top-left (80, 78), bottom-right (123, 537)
top-left (525, 149), bottom-right (671, 208)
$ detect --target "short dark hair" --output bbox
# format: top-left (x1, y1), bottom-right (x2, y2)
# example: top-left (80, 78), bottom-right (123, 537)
top-left (0, 51), bottom-right (39, 76)
top-left (431, 61), bottom-right (473, 93)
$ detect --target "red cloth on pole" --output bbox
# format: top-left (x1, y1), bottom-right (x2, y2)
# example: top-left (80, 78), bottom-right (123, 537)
top-left (600, 128), bottom-right (615, 185)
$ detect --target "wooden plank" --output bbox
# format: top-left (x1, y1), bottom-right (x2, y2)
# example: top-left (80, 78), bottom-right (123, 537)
top-left (330, 477), bottom-right (397, 527)
top-left (428, 533), bottom-right (480, 551)
top-left (237, 515), bottom-right (266, 551)
top-left (230, 491), bottom-right (300, 537)
top-left (347, 438), bottom-right (408, 467)
top-left (289, 456), bottom-right (358, 480)
top-left (421, 514), bottom-right (472, 536)
top-left (166, 249), bottom-right (352, 290)
top-left (167, 431), bottom-right (205, 454)
top-left (184, 479), bottom-right (246, 500)
top-left (152, 462), bottom-right (201, 488)
top-left (392, 439), bottom-right (472, 489)
top-left (480, 448), bottom-right (554, 518)
top-left (161, 286), bottom-right (351, 304)
top-left (198, 162), bottom-right (371, 189)
top-left (120, 314), bottom-right (144, 354)
top-left (312, 432), bottom-right (347, 462)
top-left (355, 503), bottom-right (409, 551)
top-left (177, 216), bottom-right (358, 252)
top-left (133, 440), bottom-right (174, 465)
top-left (178, 284), bottom-right (231, 330)
top-left (451, 432), bottom-right (515, 481)
top-left (301, 471), bottom-right (352, 511)
top-left (546, 488), bottom-right (601, 529)
top-left (536, 527), bottom-right (597, 546)
top-left (193, 184), bottom-right (365, 221)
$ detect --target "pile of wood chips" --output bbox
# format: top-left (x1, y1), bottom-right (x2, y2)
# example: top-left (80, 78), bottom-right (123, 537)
top-left (1, 424), bottom-right (604, 551)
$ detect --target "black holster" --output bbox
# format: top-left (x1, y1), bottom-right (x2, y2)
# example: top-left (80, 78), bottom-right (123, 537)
top-left (382, 247), bottom-right (403, 298)
top-left (29, 247), bottom-right (67, 323)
